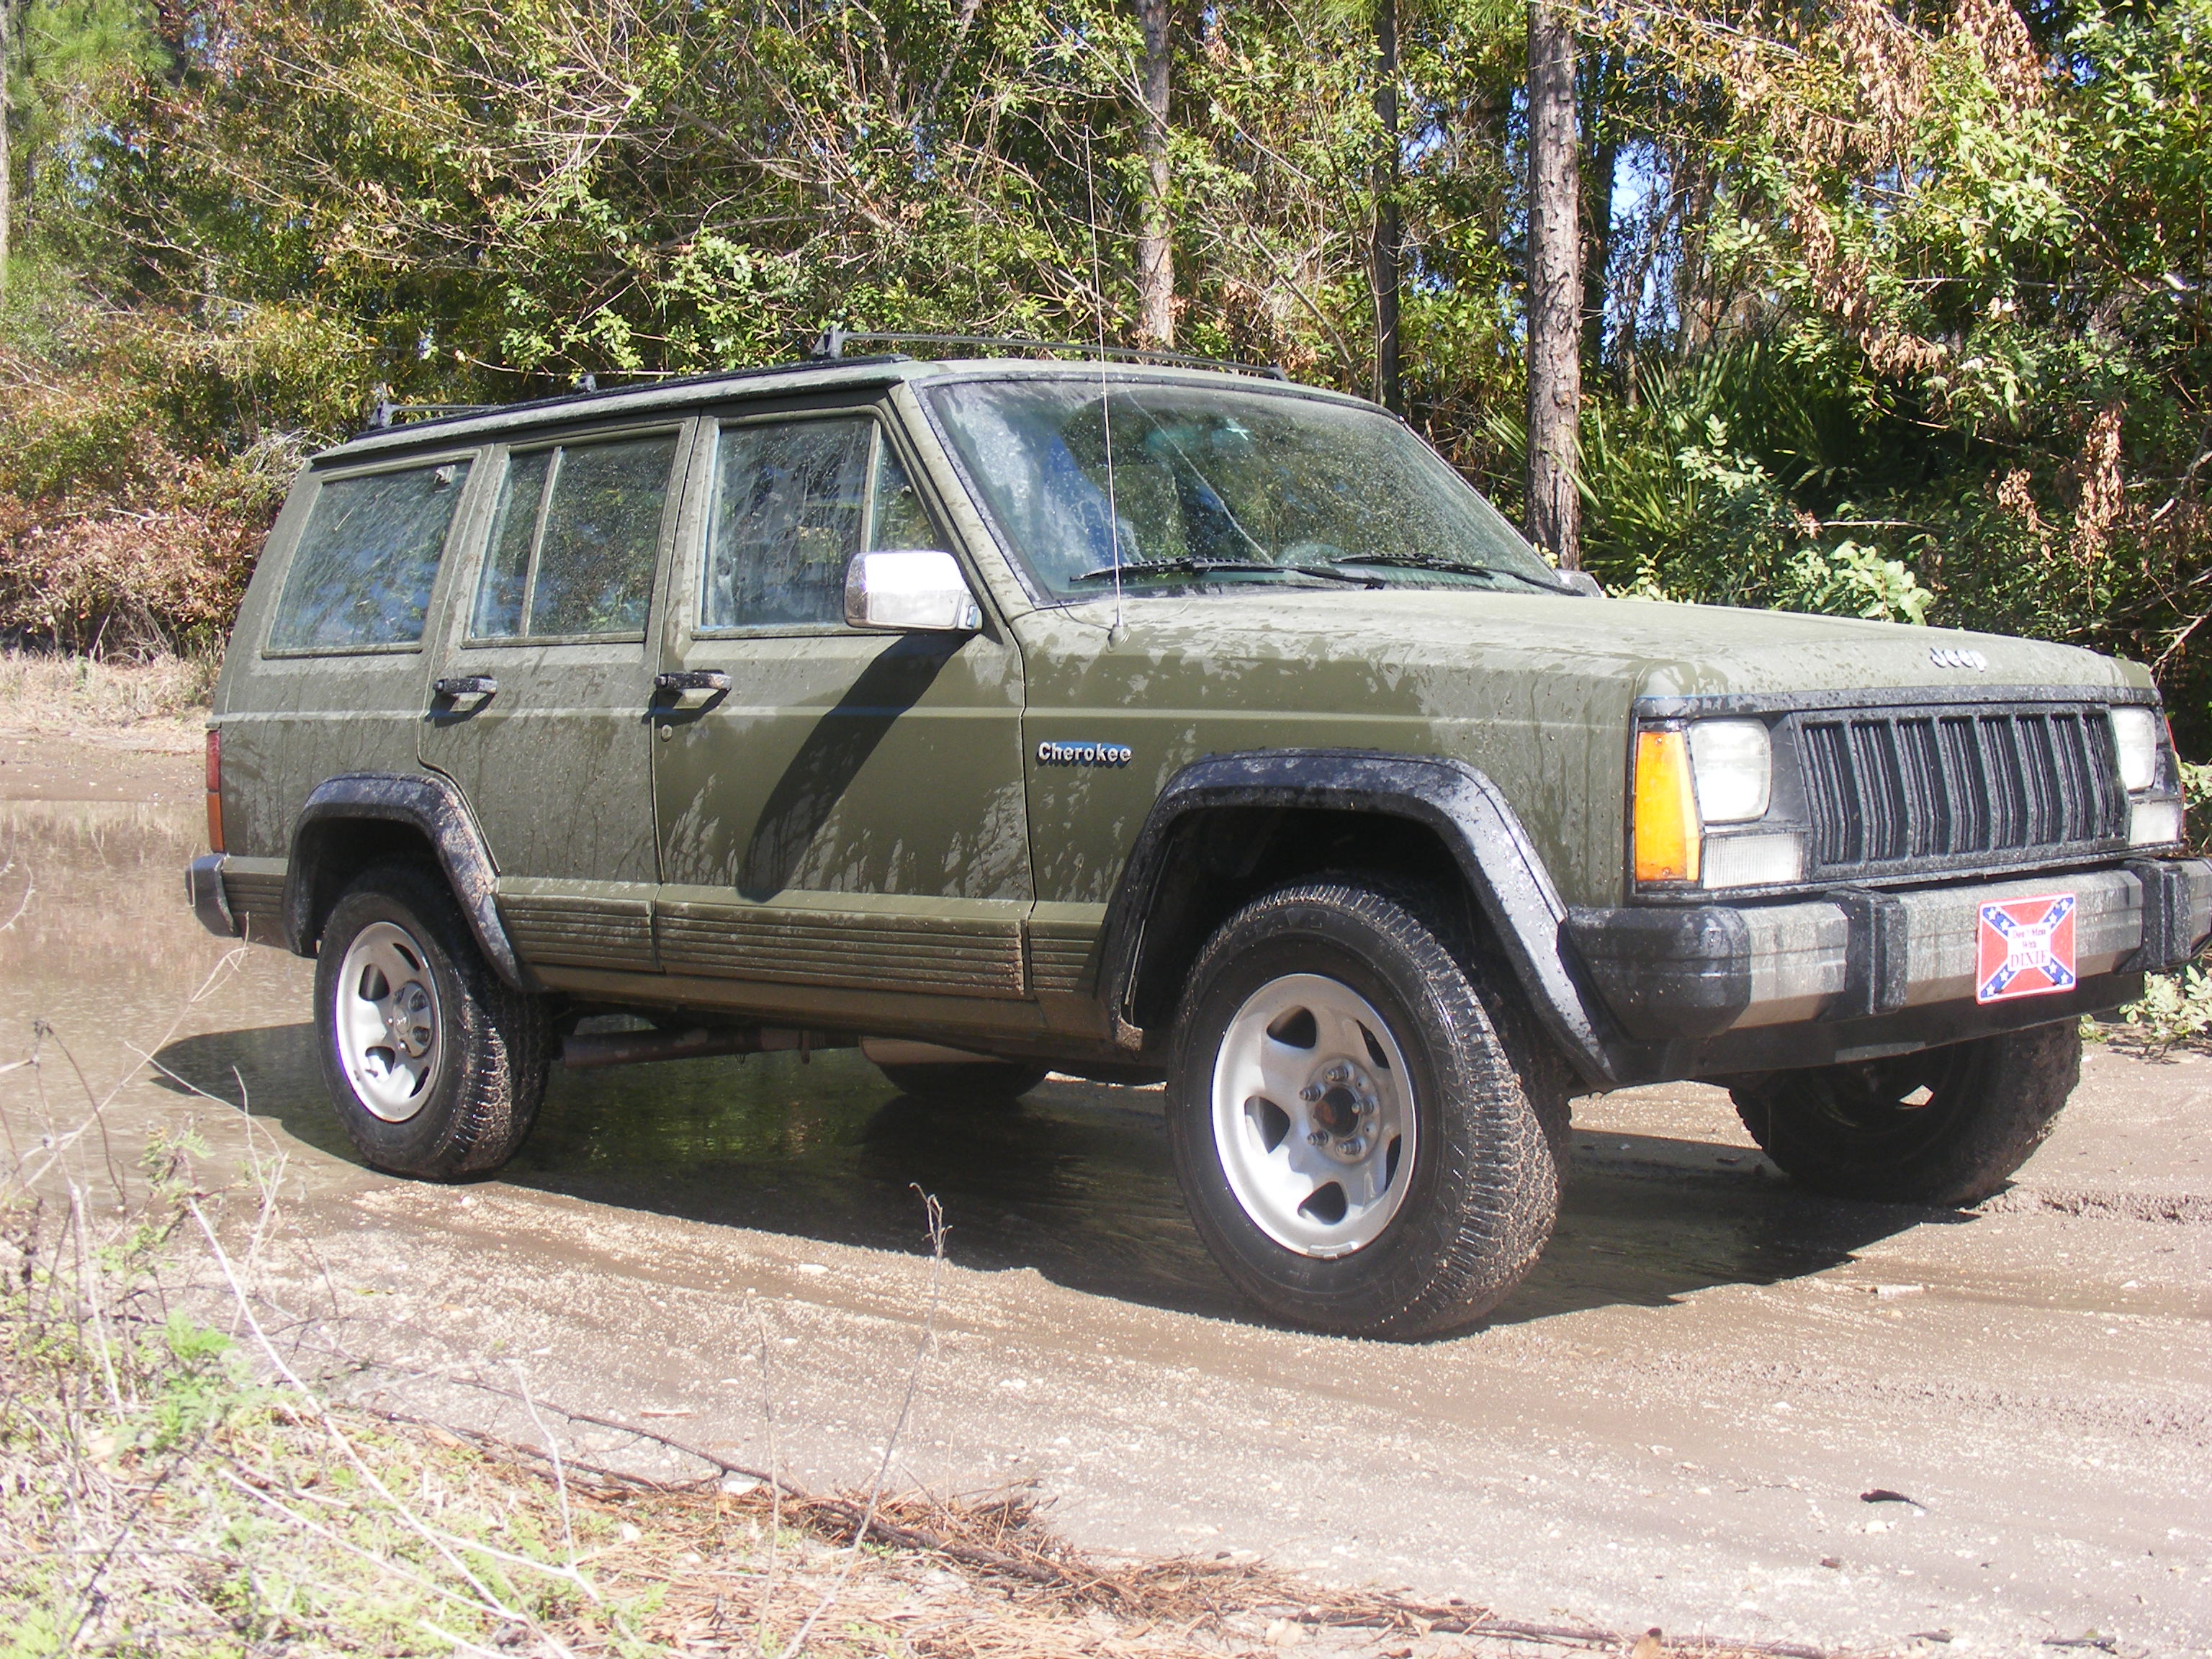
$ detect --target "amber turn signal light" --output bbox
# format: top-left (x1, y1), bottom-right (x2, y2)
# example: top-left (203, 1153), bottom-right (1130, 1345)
top-left (1632, 727), bottom-right (1700, 884)
top-left (204, 727), bottom-right (224, 854)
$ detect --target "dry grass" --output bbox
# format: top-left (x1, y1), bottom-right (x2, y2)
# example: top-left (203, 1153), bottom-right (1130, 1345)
top-left (0, 648), bottom-right (215, 734)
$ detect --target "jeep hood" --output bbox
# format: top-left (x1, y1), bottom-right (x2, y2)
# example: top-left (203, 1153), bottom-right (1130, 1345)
top-left (1052, 588), bottom-right (2142, 704)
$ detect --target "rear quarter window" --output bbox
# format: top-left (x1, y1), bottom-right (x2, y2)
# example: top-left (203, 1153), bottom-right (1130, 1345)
top-left (266, 459), bottom-right (472, 652)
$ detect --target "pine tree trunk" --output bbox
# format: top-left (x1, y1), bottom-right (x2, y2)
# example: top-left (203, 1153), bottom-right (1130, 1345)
top-left (1372, 0), bottom-right (1402, 415)
top-left (0, 0), bottom-right (14, 302)
top-left (1580, 55), bottom-right (1615, 382)
top-left (1582, 134), bottom-right (1615, 377)
top-left (1133, 0), bottom-right (1174, 348)
top-left (1526, 1), bottom-right (1582, 569)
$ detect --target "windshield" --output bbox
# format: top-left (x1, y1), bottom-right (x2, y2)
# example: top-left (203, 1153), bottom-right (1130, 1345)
top-left (925, 377), bottom-right (1564, 600)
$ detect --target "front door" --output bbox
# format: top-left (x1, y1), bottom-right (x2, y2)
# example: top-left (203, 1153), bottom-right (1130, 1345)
top-left (420, 420), bottom-right (693, 973)
top-left (649, 405), bottom-right (1034, 1016)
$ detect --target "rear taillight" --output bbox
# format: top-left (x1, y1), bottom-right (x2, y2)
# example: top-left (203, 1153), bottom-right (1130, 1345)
top-left (205, 728), bottom-right (224, 853)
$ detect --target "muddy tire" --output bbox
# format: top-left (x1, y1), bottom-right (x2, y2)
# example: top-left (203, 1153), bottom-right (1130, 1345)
top-left (1729, 1022), bottom-right (2080, 1206)
top-left (314, 861), bottom-right (551, 1180)
top-left (873, 1059), bottom-right (1050, 1102)
top-left (1166, 878), bottom-right (1561, 1340)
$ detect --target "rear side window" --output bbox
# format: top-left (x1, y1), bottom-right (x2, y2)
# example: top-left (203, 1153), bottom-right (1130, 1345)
top-left (470, 433), bottom-right (677, 640)
top-left (702, 418), bottom-right (934, 630)
top-left (266, 461), bottom-right (470, 652)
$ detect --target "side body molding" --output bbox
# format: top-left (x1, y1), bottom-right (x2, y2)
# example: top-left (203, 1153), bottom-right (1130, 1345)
top-left (284, 772), bottom-right (534, 992)
top-left (1099, 750), bottom-right (1622, 1087)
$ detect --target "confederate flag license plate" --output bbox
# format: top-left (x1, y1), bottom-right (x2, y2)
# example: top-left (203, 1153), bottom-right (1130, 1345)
top-left (1975, 892), bottom-right (2079, 1004)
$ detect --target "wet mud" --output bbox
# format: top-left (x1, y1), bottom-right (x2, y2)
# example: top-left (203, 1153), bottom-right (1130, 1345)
top-left (6, 750), bottom-right (2211, 1655)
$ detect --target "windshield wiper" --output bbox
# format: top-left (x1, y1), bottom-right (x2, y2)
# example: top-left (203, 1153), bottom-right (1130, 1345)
top-left (1326, 552), bottom-right (1570, 593)
top-left (1074, 556), bottom-right (1377, 585)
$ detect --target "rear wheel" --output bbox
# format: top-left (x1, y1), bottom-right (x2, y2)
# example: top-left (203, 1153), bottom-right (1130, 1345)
top-left (1167, 878), bottom-right (1561, 1340)
top-left (315, 862), bottom-right (551, 1179)
top-left (1729, 1022), bottom-right (2080, 1205)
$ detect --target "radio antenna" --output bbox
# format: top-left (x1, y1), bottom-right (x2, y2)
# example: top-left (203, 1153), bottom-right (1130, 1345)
top-left (1082, 130), bottom-right (1125, 643)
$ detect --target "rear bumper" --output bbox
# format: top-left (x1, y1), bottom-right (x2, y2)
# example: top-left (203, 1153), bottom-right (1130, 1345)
top-left (185, 853), bottom-right (238, 938)
top-left (1570, 858), bottom-right (2212, 1074)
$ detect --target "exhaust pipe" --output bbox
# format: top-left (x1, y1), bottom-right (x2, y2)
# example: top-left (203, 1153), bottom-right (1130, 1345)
top-left (560, 1025), bottom-right (845, 1071)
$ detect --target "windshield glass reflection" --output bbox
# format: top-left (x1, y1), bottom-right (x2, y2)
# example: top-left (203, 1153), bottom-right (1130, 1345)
top-left (927, 377), bottom-right (1566, 600)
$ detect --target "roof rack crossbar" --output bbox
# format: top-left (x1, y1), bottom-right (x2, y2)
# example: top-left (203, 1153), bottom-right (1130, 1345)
top-left (807, 327), bottom-right (1288, 381)
top-left (368, 401), bottom-right (498, 430)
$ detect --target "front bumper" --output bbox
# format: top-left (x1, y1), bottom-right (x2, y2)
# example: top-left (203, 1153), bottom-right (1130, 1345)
top-left (1569, 858), bottom-right (2212, 1075)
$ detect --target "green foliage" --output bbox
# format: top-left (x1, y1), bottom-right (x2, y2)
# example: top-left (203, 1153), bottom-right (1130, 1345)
top-left (0, 0), bottom-right (2206, 724)
top-left (1574, 340), bottom-right (1931, 621)
top-left (144, 1312), bottom-right (243, 1449)
top-left (2106, 966), bottom-right (2212, 1056)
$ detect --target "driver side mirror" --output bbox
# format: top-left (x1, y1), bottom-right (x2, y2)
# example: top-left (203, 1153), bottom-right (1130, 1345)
top-left (845, 550), bottom-right (983, 634)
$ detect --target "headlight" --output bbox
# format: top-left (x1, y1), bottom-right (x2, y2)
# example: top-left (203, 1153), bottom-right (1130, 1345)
top-left (2110, 706), bottom-right (2159, 794)
top-left (1687, 720), bottom-right (1772, 822)
top-left (1635, 718), bottom-right (1797, 889)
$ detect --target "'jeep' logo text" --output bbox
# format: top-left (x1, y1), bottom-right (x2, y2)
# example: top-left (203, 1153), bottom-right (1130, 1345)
top-left (1037, 740), bottom-right (1133, 768)
top-left (1930, 646), bottom-right (1990, 670)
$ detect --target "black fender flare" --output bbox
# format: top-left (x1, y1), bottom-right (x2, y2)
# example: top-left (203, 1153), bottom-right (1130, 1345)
top-left (283, 772), bottom-right (535, 992)
top-left (1098, 750), bottom-right (1623, 1087)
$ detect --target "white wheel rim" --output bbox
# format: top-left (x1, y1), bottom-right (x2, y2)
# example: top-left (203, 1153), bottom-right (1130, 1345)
top-left (334, 920), bottom-right (444, 1123)
top-left (1210, 973), bottom-right (1417, 1257)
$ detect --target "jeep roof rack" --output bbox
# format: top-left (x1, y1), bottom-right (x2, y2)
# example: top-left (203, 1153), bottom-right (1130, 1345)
top-left (806, 326), bottom-right (1290, 380)
top-left (349, 357), bottom-right (918, 439)
top-left (350, 328), bottom-right (1287, 443)
top-left (365, 400), bottom-right (497, 430)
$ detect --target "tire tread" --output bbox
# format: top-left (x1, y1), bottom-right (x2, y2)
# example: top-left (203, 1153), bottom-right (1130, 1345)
top-left (1169, 877), bottom-right (1562, 1339)
top-left (316, 861), bottom-right (550, 1181)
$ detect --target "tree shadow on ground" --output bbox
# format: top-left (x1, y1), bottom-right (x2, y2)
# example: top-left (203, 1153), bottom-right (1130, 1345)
top-left (151, 1025), bottom-right (1939, 1335)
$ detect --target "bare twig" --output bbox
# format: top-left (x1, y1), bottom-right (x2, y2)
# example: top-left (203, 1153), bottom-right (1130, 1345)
top-left (785, 1187), bottom-right (948, 1659)
top-left (0, 855), bottom-right (32, 932)
top-left (511, 1359), bottom-right (581, 1580)
top-left (752, 1294), bottom-right (784, 1639)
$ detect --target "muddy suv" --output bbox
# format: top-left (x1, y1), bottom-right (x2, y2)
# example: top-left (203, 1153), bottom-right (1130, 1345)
top-left (187, 352), bottom-right (2211, 1339)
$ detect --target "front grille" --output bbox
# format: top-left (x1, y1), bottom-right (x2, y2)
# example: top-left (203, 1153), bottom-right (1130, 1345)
top-left (1795, 705), bottom-right (2127, 878)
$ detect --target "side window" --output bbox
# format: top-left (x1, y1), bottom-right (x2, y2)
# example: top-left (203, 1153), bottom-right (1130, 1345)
top-left (266, 460), bottom-right (470, 652)
top-left (702, 418), bottom-right (937, 630)
top-left (469, 433), bottom-right (676, 641)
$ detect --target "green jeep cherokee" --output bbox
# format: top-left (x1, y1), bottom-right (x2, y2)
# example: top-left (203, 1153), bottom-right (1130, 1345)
top-left (186, 353), bottom-right (2212, 1339)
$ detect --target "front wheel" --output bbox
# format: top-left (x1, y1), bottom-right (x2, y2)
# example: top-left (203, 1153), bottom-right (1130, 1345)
top-left (1729, 1022), bottom-right (2080, 1206)
top-left (315, 861), bottom-right (551, 1180)
top-left (1167, 879), bottom-right (1562, 1340)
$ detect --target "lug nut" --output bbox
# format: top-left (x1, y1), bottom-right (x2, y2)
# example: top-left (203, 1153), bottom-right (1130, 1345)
top-left (1341, 1137), bottom-right (1366, 1157)
top-left (1307, 1130), bottom-right (1329, 1147)
top-left (1300, 1084), bottom-right (1322, 1102)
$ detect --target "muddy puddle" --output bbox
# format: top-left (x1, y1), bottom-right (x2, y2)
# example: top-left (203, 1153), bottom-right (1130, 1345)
top-left (10, 793), bottom-right (1914, 1329)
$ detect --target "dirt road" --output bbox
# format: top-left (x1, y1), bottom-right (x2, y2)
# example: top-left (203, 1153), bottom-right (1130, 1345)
top-left (4, 728), bottom-right (2208, 1656)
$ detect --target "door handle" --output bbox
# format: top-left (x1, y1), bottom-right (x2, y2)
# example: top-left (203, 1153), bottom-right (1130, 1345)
top-left (653, 670), bottom-right (731, 698)
top-left (655, 670), bottom-right (731, 694)
top-left (432, 675), bottom-right (498, 702)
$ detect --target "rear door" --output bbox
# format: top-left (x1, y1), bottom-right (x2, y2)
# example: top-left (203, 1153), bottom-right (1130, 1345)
top-left (419, 420), bottom-right (693, 974)
top-left (648, 403), bottom-right (1034, 1011)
